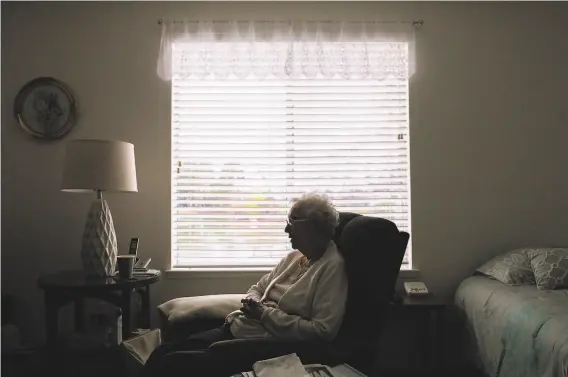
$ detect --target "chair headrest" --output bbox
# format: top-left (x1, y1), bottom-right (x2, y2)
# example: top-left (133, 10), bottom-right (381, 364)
top-left (333, 212), bottom-right (362, 248)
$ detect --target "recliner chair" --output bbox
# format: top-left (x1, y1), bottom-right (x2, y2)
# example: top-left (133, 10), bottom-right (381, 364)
top-left (157, 212), bottom-right (409, 376)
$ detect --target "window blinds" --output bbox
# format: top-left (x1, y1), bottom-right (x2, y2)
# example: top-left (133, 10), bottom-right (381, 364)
top-left (172, 44), bottom-right (411, 269)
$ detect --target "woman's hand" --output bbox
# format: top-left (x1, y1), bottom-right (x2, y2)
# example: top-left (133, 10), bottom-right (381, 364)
top-left (241, 297), bottom-right (260, 306)
top-left (240, 298), bottom-right (266, 320)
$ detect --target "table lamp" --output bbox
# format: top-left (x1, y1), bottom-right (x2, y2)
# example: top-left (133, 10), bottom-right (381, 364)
top-left (61, 139), bottom-right (138, 277)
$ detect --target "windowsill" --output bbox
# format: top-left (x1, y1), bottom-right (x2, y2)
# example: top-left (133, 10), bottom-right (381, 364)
top-left (165, 266), bottom-right (420, 280)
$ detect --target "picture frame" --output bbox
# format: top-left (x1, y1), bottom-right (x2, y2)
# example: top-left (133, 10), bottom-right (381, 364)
top-left (13, 77), bottom-right (77, 140)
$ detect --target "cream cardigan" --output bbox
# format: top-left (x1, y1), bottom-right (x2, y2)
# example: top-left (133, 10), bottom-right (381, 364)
top-left (227, 241), bottom-right (348, 342)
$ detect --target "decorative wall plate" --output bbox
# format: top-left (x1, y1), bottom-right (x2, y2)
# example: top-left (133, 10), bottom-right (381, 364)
top-left (13, 77), bottom-right (77, 140)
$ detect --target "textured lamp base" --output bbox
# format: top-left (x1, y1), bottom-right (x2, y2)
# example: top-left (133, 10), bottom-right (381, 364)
top-left (81, 198), bottom-right (118, 277)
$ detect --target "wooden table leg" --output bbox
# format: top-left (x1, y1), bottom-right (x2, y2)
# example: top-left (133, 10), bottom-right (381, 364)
top-left (423, 308), bottom-right (442, 372)
top-left (121, 288), bottom-right (133, 340)
top-left (44, 291), bottom-right (59, 350)
top-left (140, 286), bottom-right (151, 329)
top-left (421, 309), bottom-right (433, 371)
top-left (74, 298), bottom-right (85, 333)
top-left (431, 309), bottom-right (443, 371)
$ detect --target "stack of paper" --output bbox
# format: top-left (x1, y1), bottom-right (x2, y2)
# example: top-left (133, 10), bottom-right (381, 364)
top-left (253, 354), bottom-right (310, 377)
top-left (133, 269), bottom-right (160, 277)
top-left (231, 354), bottom-right (368, 377)
top-left (330, 364), bottom-right (368, 377)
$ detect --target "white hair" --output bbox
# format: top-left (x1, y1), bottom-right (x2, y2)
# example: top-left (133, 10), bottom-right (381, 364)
top-left (290, 192), bottom-right (339, 237)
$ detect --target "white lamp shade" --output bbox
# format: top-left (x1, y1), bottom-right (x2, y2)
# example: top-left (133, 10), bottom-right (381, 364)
top-left (61, 139), bottom-right (138, 193)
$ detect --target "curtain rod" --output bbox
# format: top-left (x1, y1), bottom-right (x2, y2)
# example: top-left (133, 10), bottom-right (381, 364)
top-left (157, 19), bottom-right (424, 27)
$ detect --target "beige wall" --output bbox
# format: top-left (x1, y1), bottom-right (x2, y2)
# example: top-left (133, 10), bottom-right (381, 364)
top-left (2, 1), bottom-right (568, 349)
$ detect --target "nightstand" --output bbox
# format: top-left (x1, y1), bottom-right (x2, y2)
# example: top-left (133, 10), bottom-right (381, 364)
top-left (390, 294), bottom-right (446, 372)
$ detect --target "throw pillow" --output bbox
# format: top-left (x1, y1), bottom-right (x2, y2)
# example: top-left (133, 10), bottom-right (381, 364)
top-left (476, 248), bottom-right (536, 285)
top-left (530, 248), bottom-right (568, 290)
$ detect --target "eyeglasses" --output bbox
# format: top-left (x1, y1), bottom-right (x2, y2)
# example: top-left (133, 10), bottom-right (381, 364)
top-left (286, 217), bottom-right (311, 227)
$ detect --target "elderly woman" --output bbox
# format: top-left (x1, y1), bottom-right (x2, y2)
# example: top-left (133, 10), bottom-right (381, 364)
top-left (142, 192), bottom-right (348, 375)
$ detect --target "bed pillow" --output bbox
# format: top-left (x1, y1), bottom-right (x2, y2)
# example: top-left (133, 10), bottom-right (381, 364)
top-left (476, 248), bottom-right (536, 285)
top-left (530, 248), bottom-right (568, 290)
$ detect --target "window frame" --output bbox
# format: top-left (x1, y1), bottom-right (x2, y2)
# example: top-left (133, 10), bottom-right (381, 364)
top-left (169, 43), bottom-right (413, 273)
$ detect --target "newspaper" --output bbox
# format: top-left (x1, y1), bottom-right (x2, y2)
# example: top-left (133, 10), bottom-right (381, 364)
top-left (232, 363), bottom-right (367, 377)
top-left (253, 354), bottom-right (310, 377)
top-left (330, 364), bottom-right (368, 377)
top-left (232, 364), bottom-right (335, 377)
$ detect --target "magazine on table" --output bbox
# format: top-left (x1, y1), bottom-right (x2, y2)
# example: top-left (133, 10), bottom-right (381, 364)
top-left (232, 363), bottom-right (366, 377)
top-left (232, 364), bottom-right (335, 377)
top-left (230, 353), bottom-right (367, 377)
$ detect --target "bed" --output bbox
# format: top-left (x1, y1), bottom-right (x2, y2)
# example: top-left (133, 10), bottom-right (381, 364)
top-left (455, 275), bottom-right (568, 377)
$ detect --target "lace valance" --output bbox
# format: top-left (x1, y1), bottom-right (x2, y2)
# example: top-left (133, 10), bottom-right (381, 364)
top-left (157, 20), bottom-right (416, 81)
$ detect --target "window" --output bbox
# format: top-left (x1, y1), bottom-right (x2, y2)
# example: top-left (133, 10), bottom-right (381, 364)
top-left (171, 42), bottom-right (411, 269)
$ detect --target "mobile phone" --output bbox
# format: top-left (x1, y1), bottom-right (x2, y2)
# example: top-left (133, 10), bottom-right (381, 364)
top-left (134, 257), bottom-right (152, 270)
top-left (129, 238), bottom-right (139, 259)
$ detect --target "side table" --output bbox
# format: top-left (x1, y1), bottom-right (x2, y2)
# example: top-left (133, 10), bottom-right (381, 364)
top-left (38, 270), bottom-right (161, 350)
top-left (389, 294), bottom-right (446, 372)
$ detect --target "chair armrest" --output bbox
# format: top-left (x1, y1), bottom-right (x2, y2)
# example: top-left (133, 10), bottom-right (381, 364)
top-left (209, 338), bottom-right (346, 369)
top-left (210, 338), bottom-right (297, 351)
